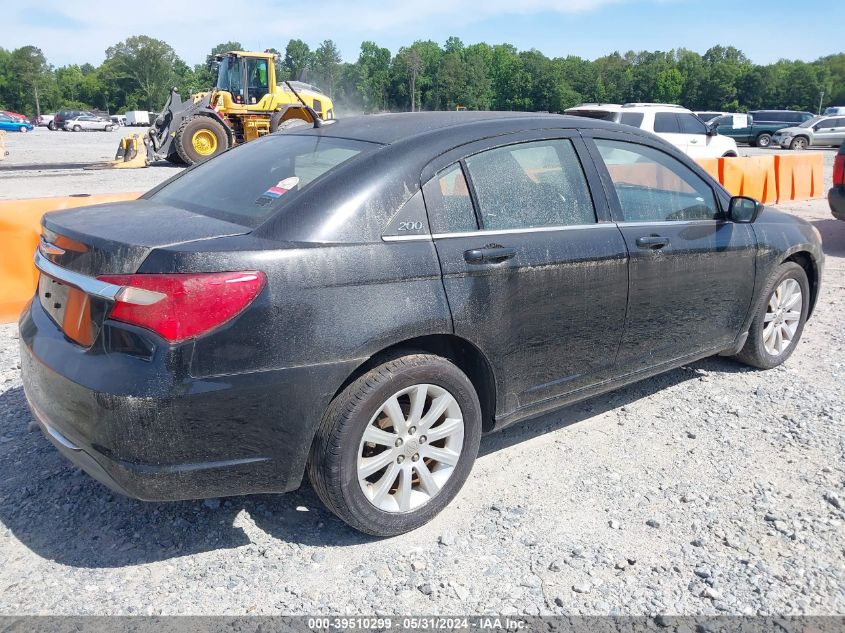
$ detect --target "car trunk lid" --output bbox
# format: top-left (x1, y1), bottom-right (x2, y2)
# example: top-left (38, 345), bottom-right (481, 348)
top-left (37, 199), bottom-right (249, 346)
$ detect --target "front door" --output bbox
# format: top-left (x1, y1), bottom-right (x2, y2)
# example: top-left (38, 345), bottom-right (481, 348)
top-left (421, 134), bottom-right (629, 419)
top-left (587, 135), bottom-right (757, 371)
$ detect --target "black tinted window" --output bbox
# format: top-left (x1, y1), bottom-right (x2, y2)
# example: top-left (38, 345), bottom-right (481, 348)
top-left (620, 113), bottom-right (644, 127)
top-left (152, 134), bottom-right (378, 227)
top-left (653, 113), bottom-right (679, 133)
top-left (678, 114), bottom-right (707, 134)
top-left (423, 163), bottom-right (477, 234)
top-left (596, 139), bottom-right (719, 222)
top-left (465, 139), bottom-right (596, 230)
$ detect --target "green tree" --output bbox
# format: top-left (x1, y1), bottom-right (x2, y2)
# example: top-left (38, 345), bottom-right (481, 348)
top-left (8, 46), bottom-right (51, 116)
top-left (104, 35), bottom-right (183, 110)
top-left (284, 39), bottom-right (313, 81)
top-left (655, 67), bottom-right (684, 103)
top-left (356, 41), bottom-right (391, 112)
top-left (313, 40), bottom-right (343, 96)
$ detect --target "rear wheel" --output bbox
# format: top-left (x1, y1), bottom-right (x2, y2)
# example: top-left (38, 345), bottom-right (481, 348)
top-left (175, 116), bottom-right (229, 165)
top-left (790, 136), bottom-right (809, 150)
top-left (105, 125), bottom-right (114, 132)
top-left (735, 262), bottom-right (809, 369)
top-left (48, 121), bottom-right (56, 131)
top-left (72, 125), bottom-right (81, 132)
top-left (308, 353), bottom-right (482, 536)
top-left (755, 133), bottom-right (772, 148)
top-left (19, 126), bottom-right (28, 133)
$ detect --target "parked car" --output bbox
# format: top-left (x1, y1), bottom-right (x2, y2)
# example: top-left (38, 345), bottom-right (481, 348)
top-left (566, 103), bottom-right (738, 158)
top-left (823, 107), bottom-right (845, 116)
top-left (710, 113), bottom-right (794, 147)
top-left (830, 141), bottom-right (845, 220)
top-left (0, 112), bottom-right (33, 132)
top-left (20, 112), bottom-right (823, 535)
top-left (749, 110), bottom-right (814, 125)
top-left (1, 110), bottom-right (29, 122)
top-left (771, 115), bottom-right (845, 150)
top-left (63, 115), bottom-right (115, 132)
top-left (36, 114), bottom-right (55, 127)
top-left (51, 109), bottom-right (93, 131)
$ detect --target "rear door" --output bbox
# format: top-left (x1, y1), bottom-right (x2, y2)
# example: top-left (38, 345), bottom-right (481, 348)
top-left (814, 117), bottom-right (845, 146)
top-left (585, 133), bottom-right (756, 371)
top-left (421, 132), bottom-right (629, 418)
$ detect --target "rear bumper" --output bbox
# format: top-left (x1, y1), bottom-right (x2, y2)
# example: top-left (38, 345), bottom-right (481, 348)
top-left (830, 187), bottom-right (845, 220)
top-left (19, 299), bottom-right (357, 501)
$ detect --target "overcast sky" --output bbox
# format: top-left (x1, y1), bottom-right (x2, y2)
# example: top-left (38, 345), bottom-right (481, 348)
top-left (9, 0), bottom-right (842, 67)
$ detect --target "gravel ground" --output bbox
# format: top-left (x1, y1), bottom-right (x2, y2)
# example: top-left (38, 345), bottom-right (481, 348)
top-left (0, 131), bottom-right (843, 616)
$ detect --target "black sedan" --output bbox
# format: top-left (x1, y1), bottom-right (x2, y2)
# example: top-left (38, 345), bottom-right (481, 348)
top-left (20, 112), bottom-right (824, 535)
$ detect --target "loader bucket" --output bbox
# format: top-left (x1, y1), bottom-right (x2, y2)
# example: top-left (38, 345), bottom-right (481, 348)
top-left (84, 134), bottom-right (150, 170)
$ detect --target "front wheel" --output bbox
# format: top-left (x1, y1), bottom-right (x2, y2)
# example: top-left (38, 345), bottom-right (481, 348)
top-left (308, 353), bottom-right (482, 536)
top-left (755, 133), bottom-right (772, 148)
top-left (175, 116), bottom-right (229, 165)
top-left (735, 262), bottom-right (809, 369)
top-left (19, 126), bottom-right (28, 133)
top-left (72, 125), bottom-right (81, 132)
top-left (790, 136), bottom-right (809, 150)
top-left (105, 125), bottom-right (114, 132)
top-left (48, 121), bottom-right (56, 131)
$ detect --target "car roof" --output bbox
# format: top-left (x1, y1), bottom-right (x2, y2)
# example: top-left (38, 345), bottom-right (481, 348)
top-left (289, 111), bottom-right (634, 146)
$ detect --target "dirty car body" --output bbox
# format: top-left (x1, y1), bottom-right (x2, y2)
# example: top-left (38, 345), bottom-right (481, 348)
top-left (20, 112), bottom-right (823, 533)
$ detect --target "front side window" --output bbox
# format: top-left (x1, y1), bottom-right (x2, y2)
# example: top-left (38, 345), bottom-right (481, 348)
top-left (464, 139), bottom-right (596, 230)
top-left (423, 163), bottom-right (477, 234)
top-left (595, 138), bottom-right (719, 222)
top-left (678, 113), bottom-right (707, 134)
top-left (653, 113), bottom-right (679, 133)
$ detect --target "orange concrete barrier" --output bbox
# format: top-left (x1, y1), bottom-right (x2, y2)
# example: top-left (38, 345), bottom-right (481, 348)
top-left (0, 193), bottom-right (141, 323)
top-left (775, 153), bottom-right (825, 202)
top-left (719, 156), bottom-right (777, 204)
top-left (695, 158), bottom-right (719, 182)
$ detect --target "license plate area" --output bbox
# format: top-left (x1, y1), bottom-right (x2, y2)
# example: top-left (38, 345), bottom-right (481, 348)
top-left (38, 274), bottom-right (99, 347)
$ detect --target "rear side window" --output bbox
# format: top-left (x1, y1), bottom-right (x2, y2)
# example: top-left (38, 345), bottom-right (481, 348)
top-left (620, 113), bottom-right (644, 128)
top-left (678, 113), bottom-right (707, 134)
top-left (464, 139), bottom-right (596, 230)
top-left (151, 134), bottom-right (378, 227)
top-left (653, 113), bottom-right (679, 133)
top-left (423, 163), bottom-right (477, 234)
top-left (595, 138), bottom-right (719, 222)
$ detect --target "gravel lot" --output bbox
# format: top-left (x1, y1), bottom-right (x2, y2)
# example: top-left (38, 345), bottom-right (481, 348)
top-left (0, 129), bottom-right (843, 616)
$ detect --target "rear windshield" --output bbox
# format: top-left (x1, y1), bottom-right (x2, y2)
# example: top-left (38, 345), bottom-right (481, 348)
top-left (150, 134), bottom-right (379, 227)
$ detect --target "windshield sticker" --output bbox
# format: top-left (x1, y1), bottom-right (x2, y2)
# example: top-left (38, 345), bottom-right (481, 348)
top-left (255, 176), bottom-right (300, 205)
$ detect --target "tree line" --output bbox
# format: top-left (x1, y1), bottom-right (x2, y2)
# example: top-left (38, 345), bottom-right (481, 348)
top-left (1, 36), bottom-right (843, 118)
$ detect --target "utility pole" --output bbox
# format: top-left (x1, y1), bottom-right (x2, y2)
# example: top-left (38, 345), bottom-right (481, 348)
top-left (34, 82), bottom-right (41, 118)
top-left (818, 90), bottom-right (824, 115)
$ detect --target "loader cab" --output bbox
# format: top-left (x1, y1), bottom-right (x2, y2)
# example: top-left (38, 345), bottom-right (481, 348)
top-left (215, 53), bottom-right (271, 106)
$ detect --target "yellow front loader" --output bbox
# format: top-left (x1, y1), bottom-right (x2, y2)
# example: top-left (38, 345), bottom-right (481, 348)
top-left (92, 51), bottom-right (334, 169)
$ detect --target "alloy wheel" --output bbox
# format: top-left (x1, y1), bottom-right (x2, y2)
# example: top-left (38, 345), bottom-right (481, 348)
top-left (357, 384), bottom-right (464, 513)
top-left (763, 278), bottom-right (803, 356)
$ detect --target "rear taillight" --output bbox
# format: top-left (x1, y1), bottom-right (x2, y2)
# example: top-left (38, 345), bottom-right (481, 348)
top-left (834, 154), bottom-right (845, 187)
top-left (97, 271), bottom-right (265, 343)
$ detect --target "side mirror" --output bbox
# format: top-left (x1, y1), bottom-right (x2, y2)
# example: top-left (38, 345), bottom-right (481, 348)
top-left (706, 123), bottom-right (718, 136)
top-left (728, 196), bottom-right (762, 223)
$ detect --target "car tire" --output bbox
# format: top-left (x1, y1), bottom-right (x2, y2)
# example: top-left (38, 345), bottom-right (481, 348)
top-left (790, 136), bottom-right (809, 150)
top-left (73, 125), bottom-right (81, 132)
top-left (19, 126), bottom-right (28, 133)
top-left (755, 133), bottom-right (772, 148)
top-left (735, 262), bottom-right (809, 370)
top-left (175, 116), bottom-right (229, 165)
top-left (105, 125), bottom-right (114, 132)
top-left (308, 353), bottom-right (482, 536)
top-left (48, 121), bottom-right (56, 131)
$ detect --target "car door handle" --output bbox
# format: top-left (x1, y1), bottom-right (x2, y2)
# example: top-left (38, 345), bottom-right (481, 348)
top-left (689, 138), bottom-right (699, 143)
top-left (464, 246), bottom-right (517, 264)
top-left (635, 236), bottom-right (670, 249)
